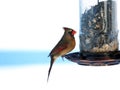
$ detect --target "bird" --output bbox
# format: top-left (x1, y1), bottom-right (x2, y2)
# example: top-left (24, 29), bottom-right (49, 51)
top-left (47, 27), bottom-right (76, 82)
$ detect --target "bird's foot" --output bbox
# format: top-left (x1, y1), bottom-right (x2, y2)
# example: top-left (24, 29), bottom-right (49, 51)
top-left (61, 56), bottom-right (65, 61)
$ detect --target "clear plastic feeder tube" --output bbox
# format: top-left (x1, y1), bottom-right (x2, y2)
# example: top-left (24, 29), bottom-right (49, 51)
top-left (79, 0), bottom-right (118, 53)
top-left (64, 0), bottom-right (120, 66)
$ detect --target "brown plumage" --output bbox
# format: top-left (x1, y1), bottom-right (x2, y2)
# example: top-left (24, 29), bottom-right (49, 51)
top-left (47, 27), bottom-right (76, 82)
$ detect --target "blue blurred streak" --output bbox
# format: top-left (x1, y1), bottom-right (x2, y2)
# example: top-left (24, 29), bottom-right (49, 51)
top-left (0, 51), bottom-right (47, 66)
top-left (0, 50), bottom-right (71, 66)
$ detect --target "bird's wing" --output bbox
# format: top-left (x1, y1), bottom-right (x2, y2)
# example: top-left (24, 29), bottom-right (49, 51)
top-left (49, 42), bottom-right (68, 56)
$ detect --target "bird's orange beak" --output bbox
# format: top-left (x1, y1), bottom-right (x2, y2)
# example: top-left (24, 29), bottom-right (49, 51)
top-left (72, 30), bottom-right (76, 35)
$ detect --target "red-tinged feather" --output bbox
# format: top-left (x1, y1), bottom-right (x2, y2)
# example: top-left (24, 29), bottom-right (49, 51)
top-left (49, 43), bottom-right (68, 56)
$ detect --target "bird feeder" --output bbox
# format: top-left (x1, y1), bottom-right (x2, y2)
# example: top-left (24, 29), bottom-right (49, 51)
top-left (65, 0), bottom-right (120, 66)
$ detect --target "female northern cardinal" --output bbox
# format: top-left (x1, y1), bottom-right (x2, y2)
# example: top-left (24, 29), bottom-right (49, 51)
top-left (47, 27), bottom-right (76, 81)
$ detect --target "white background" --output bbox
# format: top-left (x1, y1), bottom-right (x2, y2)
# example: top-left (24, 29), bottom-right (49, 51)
top-left (0, 0), bottom-right (79, 51)
top-left (0, 0), bottom-right (120, 90)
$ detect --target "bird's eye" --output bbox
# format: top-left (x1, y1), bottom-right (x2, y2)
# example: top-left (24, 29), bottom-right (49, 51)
top-left (68, 30), bottom-right (73, 35)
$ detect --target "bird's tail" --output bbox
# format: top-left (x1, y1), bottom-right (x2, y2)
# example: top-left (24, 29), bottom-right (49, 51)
top-left (47, 56), bottom-right (55, 82)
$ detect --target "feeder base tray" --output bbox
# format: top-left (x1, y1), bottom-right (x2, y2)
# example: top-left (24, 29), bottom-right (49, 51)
top-left (64, 51), bottom-right (120, 66)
